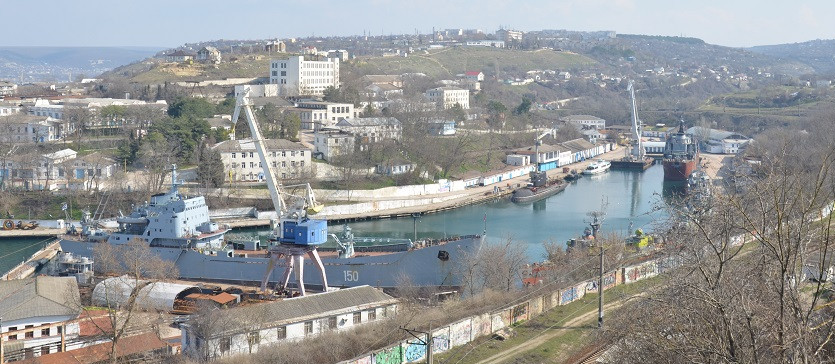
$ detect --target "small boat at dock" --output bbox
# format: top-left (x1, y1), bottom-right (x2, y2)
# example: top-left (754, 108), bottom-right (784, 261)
top-left (583, 160), bottom-right (611, 175)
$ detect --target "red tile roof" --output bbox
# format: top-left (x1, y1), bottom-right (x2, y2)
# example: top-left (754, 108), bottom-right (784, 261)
top-left (19, 333), bottom-right (172, 364)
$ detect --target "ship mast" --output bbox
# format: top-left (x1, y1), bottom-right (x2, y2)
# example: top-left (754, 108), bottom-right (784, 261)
top-left (627, 80), bottom-right (644, 159)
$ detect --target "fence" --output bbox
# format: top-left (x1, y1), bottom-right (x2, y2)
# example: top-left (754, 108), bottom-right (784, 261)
top-left (339, 252), bottom-right (692, 364)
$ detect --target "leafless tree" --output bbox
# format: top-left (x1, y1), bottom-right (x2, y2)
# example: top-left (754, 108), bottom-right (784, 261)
top-left (90, 237), bottom-right (179, 364)
top-left (610, 120), bottom-right (835, 363)
top-left (456, 236), bottom-right (528, 296)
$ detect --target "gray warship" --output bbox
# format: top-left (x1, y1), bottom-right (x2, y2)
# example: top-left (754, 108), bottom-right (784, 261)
top-left (58, 170), bottom-right (483, 289)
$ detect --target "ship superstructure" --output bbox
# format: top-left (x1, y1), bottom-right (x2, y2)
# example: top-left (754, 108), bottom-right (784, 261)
top-left (105, 167), bottom-right (227, 250)
top-left (662, 120), bottom-right (699, 181)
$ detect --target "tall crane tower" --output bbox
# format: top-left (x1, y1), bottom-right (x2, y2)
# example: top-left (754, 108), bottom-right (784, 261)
top-left (232, 86), bottom-right (329, 296)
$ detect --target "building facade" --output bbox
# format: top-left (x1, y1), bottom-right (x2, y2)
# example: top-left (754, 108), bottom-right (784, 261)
top-left (560, 115), bottom-right (606, 130)
top-left (289, 101), bottom-right (355, 130)
top-left (425, 87), bottom-right (470, 109)
top-left (214, 139), bottom-right (311, 182)
top-left (270, 56), bottom-right (340, 96)
top-left (0, 81), bottom-right (17, 96)
top-left (197, 47), bottom-right (222, 64)
top-left (0, 277), bottom-right (82, 361)
top-left (0, 115), bottom-right (69, 144)
top-left (313, 128), bottom-right (356, 161)
top-left (181, 286), bottom-right (398, 361)
top-left (335, 117), bottom-right (402, 143)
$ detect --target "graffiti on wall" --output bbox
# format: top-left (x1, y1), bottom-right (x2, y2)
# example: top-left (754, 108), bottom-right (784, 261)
top-left (403, 340), bottom-right (426, 363)
top-left (449, 320), bottom-right (472, 347)
top-left (374, 345), bottom-right (402, 364)
top-left (471, 314), bottom-right (492, 341)
top-left (511, 303), bottom-right (528, 324)
top-left (432, 331), bottom-right (450, 353)
top-left (624, 261), bottom-right (659, 283)
top-left (560, 286), bottom-right (578, 305)
top-left (584, 271), bottom-right (617, 293)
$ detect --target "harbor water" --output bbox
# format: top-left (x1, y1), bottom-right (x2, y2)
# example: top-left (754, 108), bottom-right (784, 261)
top-left (0, 164), bottom-right (672, 272)
top-left (236, 164), bottom-right (671, 262)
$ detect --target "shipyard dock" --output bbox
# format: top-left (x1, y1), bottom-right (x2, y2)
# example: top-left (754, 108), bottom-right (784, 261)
top-left (1, 239), bottom-right (61, 280)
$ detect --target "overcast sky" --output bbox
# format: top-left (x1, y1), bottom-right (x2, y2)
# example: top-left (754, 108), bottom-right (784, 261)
top-left (4, 0), bottom-right (833, 48)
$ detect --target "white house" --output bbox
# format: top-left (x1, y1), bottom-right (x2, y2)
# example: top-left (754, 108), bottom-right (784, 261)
top-left (214, 139), bottom-right (311, 182)
top-left (181, 286), bottom-right (398, 361)
top-left (270, 56), bottom-right (340, 96)
top-left (0, 101), bottom-right (22, 116)
top-left (0, 276), bottom-right (82, 361)
top-left (197, 46), bottom-right (222, 64)
top-left (165, 50), bottom-right (195, 62)
top-left (464, 71), bottom-right (485, 82)
top-left (425, 86), bottom-right (470, 110)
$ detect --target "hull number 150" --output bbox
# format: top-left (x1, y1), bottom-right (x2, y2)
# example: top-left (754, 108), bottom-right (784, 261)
top-left (344, 271), bottom-right (359, 282)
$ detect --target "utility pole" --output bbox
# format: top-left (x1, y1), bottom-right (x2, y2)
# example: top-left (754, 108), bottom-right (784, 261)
top-left (586, 202), bottom-right (606, 329)
top-left (399, 323), bottom-right (432, 364)
top-left (412, 213), bottom-right (420, 242)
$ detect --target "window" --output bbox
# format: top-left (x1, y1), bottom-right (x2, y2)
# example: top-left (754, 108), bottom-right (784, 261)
top-left (281, 71), bottom-right (286, 76)
top-left (41, 346), bottom-right (49, 356)
top-left (328, 317), bottom-right (337, 329)
top-left (300, 161), bottom-right (305, 167)
top-left (41, 328), bottom-right (50, 336)
top-left (382, 306), bottom-right (388, 318)
top-left (353, 312), bottom-right (362, 324)
top-left (249, 152), bottom-right (254, 158)
top-left (232, 153), bottom-right (236, 158)
top-left (25, 330), bottom-right (34, 339)
top-left (277, 326), bottom-right (286, 339)
top-left (368, 310), bottom-right (376, 321)
top-left (304, 321), bottom-right (313, 335)
top-left (220, 337), bottom-right (231, 353)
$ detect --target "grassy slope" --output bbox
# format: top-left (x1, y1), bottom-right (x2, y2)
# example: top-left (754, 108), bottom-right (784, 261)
top-left (351, 47), bottom-right (595, 79)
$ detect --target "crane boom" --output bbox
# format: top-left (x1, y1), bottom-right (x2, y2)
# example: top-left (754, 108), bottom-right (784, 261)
top-left (233, 88), bottom-right (285, 215)
top-left (627, 81), bottom-right (644, 159)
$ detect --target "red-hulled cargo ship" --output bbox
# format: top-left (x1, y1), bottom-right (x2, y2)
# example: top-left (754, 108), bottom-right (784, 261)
top-left (662, 121), bottom-right (699, 181)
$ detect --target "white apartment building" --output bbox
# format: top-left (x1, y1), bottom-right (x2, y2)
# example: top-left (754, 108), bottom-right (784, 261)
top-left (560, 115), bottom-right (606, 130)
top-left (313, 128), bottom-right (356, 161)
top-left (425, 86), bottom-right (470, 109)
top-left (214, 139), bottom-right (311, 182)
top-left (335, 117), bottom-right (402, 143)
top-left (289, 100), bottom-right (356, 130)
top-left (270, 56), bottom-right (340, 96)
top-left (0, 115), bottom-right (70, 144)
top-left (0, 81), bottom-right (17, 96)
top-left (27, 98), bottom-right (167, 129)
top-left (0, 149), bottom-right (118, 190)
top-left (0, 101), bottom-right (22, 116)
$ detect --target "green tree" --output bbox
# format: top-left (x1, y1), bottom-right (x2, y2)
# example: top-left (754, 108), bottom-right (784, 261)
top-left (100, 105), bottom-right (127, 120)
top-left (513, 98), bottom-right (532, 115)
top-left (486, 101), bottom-right (507, 129)
top-left (167, 97), bottom-right (216, 119)
top-left (447, 103), bottom-right (467, 122)
top-left (116, 133), bottom-right (142, 167)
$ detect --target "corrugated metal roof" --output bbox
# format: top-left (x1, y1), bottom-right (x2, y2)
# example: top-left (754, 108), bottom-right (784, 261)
top-left (0, 276), bottom-right (80, 322)
top-left (92, 275), bottom-right (198, 312)
top-left (192, 285), bottom-right (397, 339)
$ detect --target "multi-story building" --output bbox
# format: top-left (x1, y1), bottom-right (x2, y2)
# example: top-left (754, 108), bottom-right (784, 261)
top-left (313, 128), bottom-right (355, 161)
top-left (425, 86), bottom-right (470, 109)
top-left (560, 115), bottom-right (606, 130)
top-left (0, 114), bottom-right (69, 144)
top-left (197, 46), bottom-right (221, 64)
top-left (0, 149), bottom-right (117, 190)
top-left (0, 81), bottom-right (17, 97)
top-left (214, 139), bottom-right (311, 182)
top-left (269, 56), bottom-right (340, 96)
top-left (335, 117), bottom-right (402, 143)
top-left (0, 101), bottom-right (22, 116)
top-left (288, 100), bottom-right (355, 130)
top-left (27, 98), bottom-right (167, 130)
top-left (495, 28), bottom-right (524, 43)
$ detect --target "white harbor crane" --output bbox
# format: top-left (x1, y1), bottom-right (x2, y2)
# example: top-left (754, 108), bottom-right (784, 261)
top-left (533, 127), bottom-right (557, 165)
top-left (231, 86), bottom-right (329, 296)
top-left (626, 80), bottom-right (646, 160)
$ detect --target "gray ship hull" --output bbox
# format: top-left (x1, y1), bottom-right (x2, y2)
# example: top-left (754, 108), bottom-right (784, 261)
top-left (59, 236), bottom-right (484, 289)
